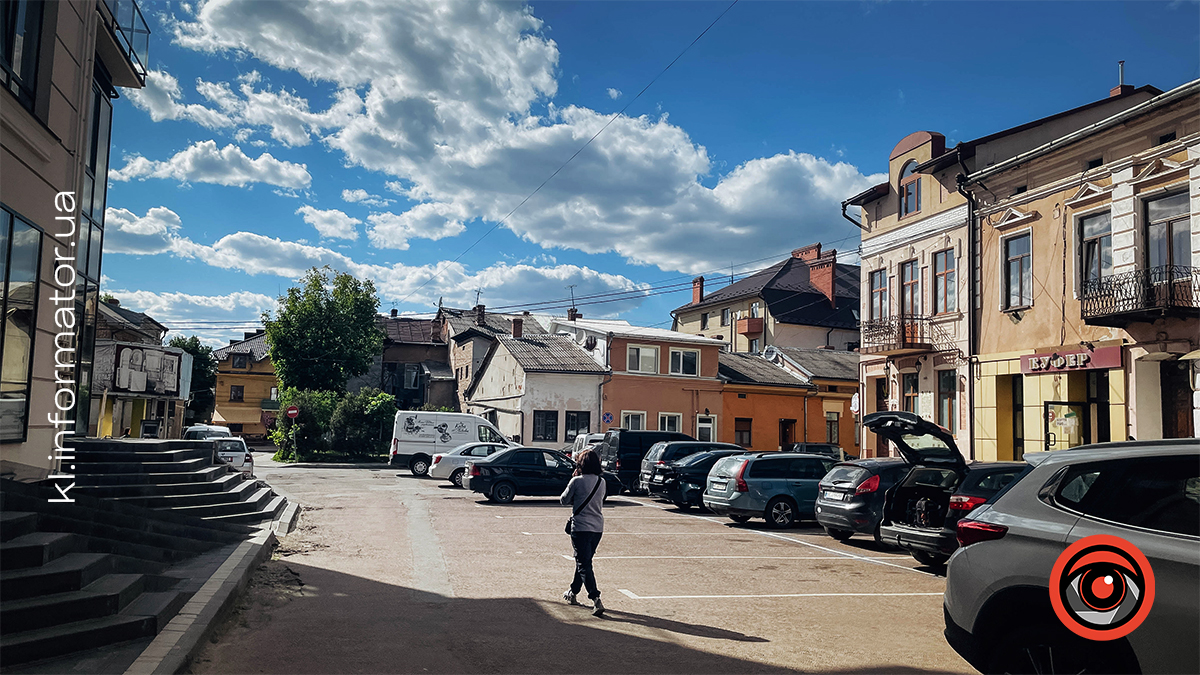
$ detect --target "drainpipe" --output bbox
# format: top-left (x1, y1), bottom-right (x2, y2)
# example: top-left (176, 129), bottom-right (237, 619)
top-left (841, 202), bottom-right (868, 231)
top-left (825, 326), bottom-right (835, 349)
top-left (956, 156), bottom-right (978, 461)
top-left (803, 393), bottom-right (809, 443)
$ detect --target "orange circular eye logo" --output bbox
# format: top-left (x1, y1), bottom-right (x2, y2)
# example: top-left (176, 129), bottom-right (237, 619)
top-left (1050, 534), bottom-right (1155, 641)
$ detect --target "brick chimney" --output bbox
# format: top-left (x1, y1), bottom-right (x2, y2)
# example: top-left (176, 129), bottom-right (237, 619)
top-left (390, 308), bottom-right (398, 317)
top-left (567, 307), bottom-right (581, 321)
top-left (792, 243), bottom-right (822, 261)
top-left (512, 317), bottom-right (523, 338)
top-left (805, 247), bottom-right (838, 309)
top-left (692, 276), bottom-right (705, 304)
top-left (474, 304), bottom-right (486, 326)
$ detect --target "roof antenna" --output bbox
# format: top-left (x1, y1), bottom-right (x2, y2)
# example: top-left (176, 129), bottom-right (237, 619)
top-left (474, 287), bottom-right (483, 305)
top-left (566, 284), bottom-right (577, 311)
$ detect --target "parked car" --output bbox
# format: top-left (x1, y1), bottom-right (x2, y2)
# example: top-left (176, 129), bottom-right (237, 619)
top-left (639, 441), bottom-right (745, 493)
top-left (429, 442), bottom-right (509, 487)
top-left (390, 411), bottom-right (509, 476)
top-left (183, 424), bottom-right (231, 440)
top-left (786, 442), bottom-right (858, 461)
top-left (865, 411), bottom-right (1027, 567)
top-left (464, 447), bottom-right (624, 504)
top-left (213, 437), bottom-right (254, 477)
top-left (815, 457), bottom-right (908, 542)
top-left (598, 429), bottom-right (693, 493)
top-left (648, 448), bottom-right (747, 509)
top-left (571, 433), bottom-right (606, 460)
top-left (943, 439), bottom-right (1199, 675)
top-left (703, 452), bottom-right (836, 528)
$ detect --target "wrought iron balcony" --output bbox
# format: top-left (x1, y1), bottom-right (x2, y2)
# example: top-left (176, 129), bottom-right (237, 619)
top-left (861, 315), bottom-right (937, 355)
top-left (102, 0), bottom-right (150, 79)
top-left (1081, 265), bottom-right (1199, 327)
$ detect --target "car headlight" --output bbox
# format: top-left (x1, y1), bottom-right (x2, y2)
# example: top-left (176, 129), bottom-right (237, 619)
top-left (682, 481), bottom-right (700, 490)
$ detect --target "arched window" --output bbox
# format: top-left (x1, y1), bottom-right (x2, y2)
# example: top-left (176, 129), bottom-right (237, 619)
top-left (900, 161), bottom-right (920, 217)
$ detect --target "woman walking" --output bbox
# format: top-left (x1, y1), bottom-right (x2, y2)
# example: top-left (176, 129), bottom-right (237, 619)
top-left (560, 449), bottom-right (606, 616)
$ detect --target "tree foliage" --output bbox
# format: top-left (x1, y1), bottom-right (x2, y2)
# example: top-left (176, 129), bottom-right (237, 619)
top-left (269, 387), bottom-right (340, 461)
top-left (331, 388), bottom-right (397, 458)
top-left (168, 334), bottom-right (217, 422)
top-left (263, 267), bottom-right (383, 392)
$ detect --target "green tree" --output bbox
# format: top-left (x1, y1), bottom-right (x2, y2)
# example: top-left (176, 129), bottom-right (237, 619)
top-left (262, 266), bottom-right (383, 392)
top-left (270, 387), bottom-right (340, 461)
top-left (168, 335), bottom-right (218, 423)
top-left (330, 388), bottom-right (397, 458)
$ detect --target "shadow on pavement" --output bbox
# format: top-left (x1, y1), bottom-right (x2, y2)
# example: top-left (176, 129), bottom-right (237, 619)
top-left (596, 608), bottom-right (769, 642)
top-left (470, 498), bottom-right (645, 508)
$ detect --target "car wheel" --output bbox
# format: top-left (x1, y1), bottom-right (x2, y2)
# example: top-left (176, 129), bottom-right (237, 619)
top-left (765, 497), bottom-right (797, 529)
top-left (872, 523), bottom-right (883, 543)
top-left (450, 469), bottom-right (465, 488)
top-left (410, 456), bottom-right (431, 477)
top-left (673, 501), bottom-right (691, 511)
top-left (912, 550), bottom-right (950, 567)
top-left (729, 515), bottom-right (752, 524)
top-left (984, 623), bottom-right (1134, 675)
top-left (825, 527), bottom-right (853, 541)
top-left (491, 481), bottom-right (516, 504)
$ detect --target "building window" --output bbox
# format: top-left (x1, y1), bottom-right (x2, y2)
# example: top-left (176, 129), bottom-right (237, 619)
top-left (902, 373), bottom-right (919, 415)
top-left (933, 249), bottom-right (956, 314)
top-left (533, 410), bottom-right (558, 442)
top-left (0, 209), bottom-right (42, 442)
top-left (1156, 131), bottom-right (1176, 146)
top-left (1146, 192), bottom-right (1189, 269)
top-left (721, 308), bottom-right (731, 326)
top-left (627, 345), bottom-right (659, 373)
top-left (621, 411), bottom-right (645, 430)
top-left (825, 412), bottom-right (839, 444)
top-left (229, 385), bottom-right (245, 402)
top-left (228, 423), bottom-right (243, 433)
top-left (748, 338), bottom-right (760, 353)
top-left (565, 411), bottom-right (590, 442)
top-left (0, 0), bottom-right (44, 113)
top-left (696, 415), bottom-right (715, 442)
top-left (937, 369), bottom-right (956, 433)
top-left (700, 312), bottom-right (709, 330)
top-left (404, 363), bottom-right (419, 389)
top-left (1080, 212), bottom-right (1112, 283)
top-left (899, 260), bottom-right (919, 317)
top-left (869, 269), bottom-right (889, 319)
top-left (231, 354), bottom-right (248, 369)
top-left (269, 386), bottom-right (279, 401)
top-left (1004, 233), bottom-right (1032, 309)
top-left (734, 418), bottom-right (752, 446)
top-left (1010, 374), bottom-right (1024, 460)
top-left (749, 302), bottom-right (760, 318)
top-left (659, 413), bottom-right (682, 432)
top-left (669, 348), bottom-right (699, 376)
top-left (900, 161), bottom-right (920, 217)
top-left (1086, 157), bottom-right (1103, 170)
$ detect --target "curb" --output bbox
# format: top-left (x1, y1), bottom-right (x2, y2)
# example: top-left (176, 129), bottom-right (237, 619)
top-left (272, 500), bottom-right (301, 535)
top-left (123, 529), bottom-right (277, 675)
top-left (277, 462), bottom-right (391, 469)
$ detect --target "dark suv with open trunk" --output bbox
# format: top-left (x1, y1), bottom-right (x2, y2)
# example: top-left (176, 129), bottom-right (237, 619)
top-left (864, 412), bottom-right (1026, 567)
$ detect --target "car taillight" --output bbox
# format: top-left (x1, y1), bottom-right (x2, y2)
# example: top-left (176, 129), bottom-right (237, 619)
top-left (470, 464), bottom-right (481, 477)
top-left (656, 460), bottom-right (666, 466)
top-left (735, 460), bottom-right (749, 492)
top-left (855, 475), bottom-right (880, 495)
top-left (615, 459), bottom-right (621, 470)
top-left (949, 495), bottom-right (988, 511)
top-left (245, 453), bottom-right (253, 463)
top-left (433, 455), bottom-right (442, 465)
top-left (391, 438), bottom-right (398, 455)
top-left (956, 519), bottom-right (1008, 547)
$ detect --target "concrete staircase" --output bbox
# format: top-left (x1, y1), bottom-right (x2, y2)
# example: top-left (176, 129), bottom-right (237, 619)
top-left (0, 479), bottom-right (254, 667)
top-left (68, 439), bottom-right (287, 525)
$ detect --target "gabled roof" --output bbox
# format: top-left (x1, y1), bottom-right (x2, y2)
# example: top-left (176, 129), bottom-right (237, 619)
top-left (555, 318), bottom-right (725, 346)
top-left (379, 316), bottom-right (441, 344)
top-left (214, 332), bottom-right (270, 362)
top-left (441, 306), bottom-right (546, 340)
top-left (499, 334), bottom-right (607, 375)
top-left (421, 360), bottom-right (455, 381)
top-left (767, 346), bottom-right (859, 382)
top-left (98, 300), bottom-right (167, 340)
top-left (718, 352), bottom-right (812, 389)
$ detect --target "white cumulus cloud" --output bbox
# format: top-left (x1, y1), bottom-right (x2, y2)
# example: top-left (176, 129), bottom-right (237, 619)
top-left (365, 203), bottom-right (467, 250)
top-left (126, 69), bottom-right (232, 128)
top-left (295, 205), bottom-right (361, 240)
top-left (110, 140), bottom-right (312, 188)
top-left (606, 87), bottom-right (622, 100)
top-left (341, 188), bottom-right (391, 207)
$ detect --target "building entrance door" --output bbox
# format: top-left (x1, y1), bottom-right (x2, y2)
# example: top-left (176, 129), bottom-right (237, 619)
top-left (779, 419), bottom-right (796, 448)
top-left (1161, 360), bottom-right (1195, 439)
top-left (1044, 402), bottom-right (1089, 450)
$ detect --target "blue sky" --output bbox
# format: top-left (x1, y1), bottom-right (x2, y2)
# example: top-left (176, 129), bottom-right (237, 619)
top-left (102, 0), bottom-right (1200, 345)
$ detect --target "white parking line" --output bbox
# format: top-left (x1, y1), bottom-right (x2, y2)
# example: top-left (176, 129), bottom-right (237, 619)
top-left (559, 554), bottom-right (909, 561)
top-left (618, 589), bottom-right (943, 600)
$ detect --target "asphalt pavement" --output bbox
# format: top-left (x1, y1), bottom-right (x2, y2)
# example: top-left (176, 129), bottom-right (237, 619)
top-left (186, 453), bottom-right (974, 674)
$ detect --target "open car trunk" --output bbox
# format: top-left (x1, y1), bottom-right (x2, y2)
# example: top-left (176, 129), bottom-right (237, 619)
top-left (884, 466), bottom-right (963, 530)
top-left (863, 411), bottom-right (968, 532)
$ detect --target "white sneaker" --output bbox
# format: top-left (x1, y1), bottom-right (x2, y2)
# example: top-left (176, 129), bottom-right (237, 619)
top-left (591, 597), bottom-right (605, 616)
top-left (563, 590), bottom-right (580, 605)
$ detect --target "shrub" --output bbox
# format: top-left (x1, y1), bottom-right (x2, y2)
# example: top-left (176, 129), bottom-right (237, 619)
top-left (270, 388), bottom-right (340, 461)
top-left (331, 388), bottom-right (397, 457)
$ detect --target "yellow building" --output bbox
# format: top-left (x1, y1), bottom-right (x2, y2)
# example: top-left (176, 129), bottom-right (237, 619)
top-left (212, 331), bottom-right (279, 443)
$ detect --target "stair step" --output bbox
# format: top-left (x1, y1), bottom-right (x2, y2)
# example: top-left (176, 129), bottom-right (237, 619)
top-left (0, 532), bottom-right (80, 570)
top-left (72, 447), bottom-right (212, 464)
top-left (1, 511), bottom-right (38, 543)
top-left (75, 465), bottom-right (228, 486)
top-left (0, 553), bottom-right (112, 600)
top-left (208, 495), bottom-right (287, 525)
top-left (73, 457), bottom-right (212, 475)
top-left (32, 513), bottom-right (231, 555)
top-left (108, 477), bottom-right (257, 508)
top-left (0, 574), bottom-right (145, 632)
top-left (72, 472), bottom-right (244, 498)
top-left (119, 590), bottom-right (189, 629)
top-left (0, 612), bottom-right (157, 667)
top-left (168, 487), bottom-right (274, 518)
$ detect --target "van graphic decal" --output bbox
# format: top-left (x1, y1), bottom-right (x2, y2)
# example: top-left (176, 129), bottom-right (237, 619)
top-left (403, 416), bottom-right (423, 434)
top-left (434, 423), bottom-right (452, 443)
top-left (452, 422), bottom-right (470, 434)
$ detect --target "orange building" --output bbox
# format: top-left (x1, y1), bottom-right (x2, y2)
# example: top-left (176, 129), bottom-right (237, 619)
top-left (717, 352), bottom-right (813, 451)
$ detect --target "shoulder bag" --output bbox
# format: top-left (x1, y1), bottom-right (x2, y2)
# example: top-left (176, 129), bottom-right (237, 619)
top-left (565, 476), bottom-right (602, 535)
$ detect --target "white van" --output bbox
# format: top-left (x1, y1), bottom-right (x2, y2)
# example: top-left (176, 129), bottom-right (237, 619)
top-left (390, 412), bottom-right (509, 476)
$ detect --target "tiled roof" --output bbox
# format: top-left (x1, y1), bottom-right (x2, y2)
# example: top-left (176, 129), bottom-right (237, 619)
top-left (379, 316), bottom-right (441, 344)
top-left (214, 332), bottom-right (270, 362)
top-left (98, 301), bottom-right (167, 336)
top-left (555, 318), bottom-right (724, 346)
top-left (499, 334), bottom-right (607, 374)
top-left (772, 346), bottom-right (860, 382)
top-left (441, 307), bottom-right (546, 339)
top-left (421, 360), bottom-right (455, 381)
top-left (718, 352), bottom-right (811, 388)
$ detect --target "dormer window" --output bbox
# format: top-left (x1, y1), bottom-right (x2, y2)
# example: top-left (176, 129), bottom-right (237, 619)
top-left (900, 161), bottom-right (920, 217)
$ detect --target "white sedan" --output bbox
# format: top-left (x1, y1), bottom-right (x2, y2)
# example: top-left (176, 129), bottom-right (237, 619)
top-left (430, 442), bottom-right (510, 487)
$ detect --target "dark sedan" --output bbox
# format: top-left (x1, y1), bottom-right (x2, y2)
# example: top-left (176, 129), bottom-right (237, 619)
top-left (464, 447), bottom-right (623, 503)
top-left (647, 449), bottom-right (747, 509)
top-left (815, 457), bottom-right (908, 542)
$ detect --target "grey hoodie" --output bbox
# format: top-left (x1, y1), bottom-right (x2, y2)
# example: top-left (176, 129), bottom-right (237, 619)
top-left (560, 474), bottom-right (605, 532)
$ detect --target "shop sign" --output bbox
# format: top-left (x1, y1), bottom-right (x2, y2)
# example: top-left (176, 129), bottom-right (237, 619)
top-left (1021, 346), bottom-right (1121, 375)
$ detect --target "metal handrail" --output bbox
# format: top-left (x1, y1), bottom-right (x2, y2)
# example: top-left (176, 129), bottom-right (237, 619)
top-left (861, 314), bottom-right (965, 360)
top-left (1081, 265), bottom-right (1199, 318)
top-left (103, 0), bottom-right (150, 78)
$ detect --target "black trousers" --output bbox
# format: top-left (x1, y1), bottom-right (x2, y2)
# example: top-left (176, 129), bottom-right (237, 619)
top-left (569, 530), bottom-right (603, 599)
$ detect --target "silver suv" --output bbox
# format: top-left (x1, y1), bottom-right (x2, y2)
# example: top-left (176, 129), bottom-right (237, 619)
top-left (943, 439), bottom-right (1199, 674)
top-left (703, 453), bottom-right (835, 528)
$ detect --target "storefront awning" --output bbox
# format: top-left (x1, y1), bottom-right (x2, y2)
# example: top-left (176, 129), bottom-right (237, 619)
top-left (212, 408), bottom-right (267, 425)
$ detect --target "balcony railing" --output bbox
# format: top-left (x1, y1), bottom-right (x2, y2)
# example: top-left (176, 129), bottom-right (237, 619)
top-left (736, 317), bottom-right (764, 335)
top-left (861, 315), bottom-right (937, 355)
top-left (103, 0), bottom-right (150, 78)
top-left (1081, 266), bottom-right (1199, 326)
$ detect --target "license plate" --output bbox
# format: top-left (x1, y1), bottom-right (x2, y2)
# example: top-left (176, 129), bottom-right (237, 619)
top-left (652, 475), bottom-right (664, 483)
top-left (823, 491), bottom-right (844, 501)
top-left (711, 481), bottom-right (727, 491)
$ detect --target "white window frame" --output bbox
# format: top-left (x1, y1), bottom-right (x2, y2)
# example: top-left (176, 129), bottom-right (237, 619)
top-left (626, 344), bottom-right (659, 374)
top-left (668, 348), bottom-right (700, 377)
top-left (658, 413), bottom-right (682, 432)
top-left (999, 227), bottom-right (1034, 311)
top-left (696, 415), bottom-right (716, 442)
top-left (621, 411), bottom-right (646, 431)
top-left (749, 301), bottom-right (760, 318)
top-left (720, 308), bottom-right (731, 326)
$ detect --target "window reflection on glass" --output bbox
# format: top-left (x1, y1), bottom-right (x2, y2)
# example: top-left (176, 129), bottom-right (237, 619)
top-left (1005, 234), bottom-right (1032, 308)
top-left (1081, 212), bottom-right (1112, 282)
top-left (1146, 193), bottom-right (1189, 270)
top-left (1, 214), bottom-right (42, 441)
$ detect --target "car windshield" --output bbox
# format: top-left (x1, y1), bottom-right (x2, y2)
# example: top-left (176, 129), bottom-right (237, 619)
top-left (679, 451), bottom-right (718, 466)
top-left (822, 465), bottom-right (868, 486)
top-left (215, 440), bottom-right (243, 452)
